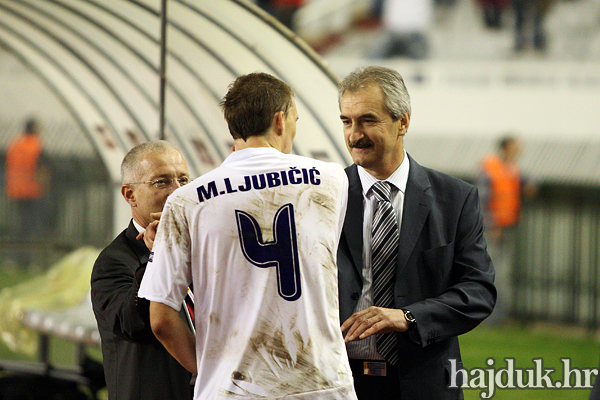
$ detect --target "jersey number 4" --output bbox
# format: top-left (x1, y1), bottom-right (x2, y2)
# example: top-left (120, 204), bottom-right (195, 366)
top-left (235, 203), bottom-right (301, 301)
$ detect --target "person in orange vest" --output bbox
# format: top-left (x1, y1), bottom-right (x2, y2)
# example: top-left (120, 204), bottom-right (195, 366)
top-left (478, 135), bottom-right (536, 324)
top-left (5, 118), bottom-right (50, 248)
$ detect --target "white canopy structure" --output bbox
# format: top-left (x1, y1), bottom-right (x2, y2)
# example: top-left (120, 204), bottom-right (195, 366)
top-left (0, 0), bottom-right (351, 228)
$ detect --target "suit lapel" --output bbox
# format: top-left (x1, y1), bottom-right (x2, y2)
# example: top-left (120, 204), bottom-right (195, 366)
top-left (397, 155), bottom-right (432, 274)
top-left (343, 165), bottom-right (364, 278)
top-left (344, 159), bottom-right (432, 279)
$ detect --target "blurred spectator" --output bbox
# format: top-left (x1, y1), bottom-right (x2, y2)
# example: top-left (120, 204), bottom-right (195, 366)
top-left (5, 118), bottom-right (51, 259)
top-left (256, 0), bottom-right (305, 31)
top-left (368, 0), bottom-right (433, 59)
top-left (477, 135), bottom-right (536, 325)
top-left (477, 0), bottom-right (510, 29)
top-left (371, 0), bottom-right (385, 20)
top-left (513, 0), bottom-right (554, 52)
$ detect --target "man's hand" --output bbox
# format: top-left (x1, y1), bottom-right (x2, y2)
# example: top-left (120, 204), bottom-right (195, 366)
top-left (341, 307), bottom-right (409, 342)
top-left (136, 212), bottom-right (162, 250)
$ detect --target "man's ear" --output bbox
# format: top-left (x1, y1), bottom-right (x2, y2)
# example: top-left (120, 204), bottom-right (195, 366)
top-left (121, 184), bottom-right (136, 207)
top-left (273, 111), bottom-right (285, 136)
top-left (398, 113), bottom-right (411, 137)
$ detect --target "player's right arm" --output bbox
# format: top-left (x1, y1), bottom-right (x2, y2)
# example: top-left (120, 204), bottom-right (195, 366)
top-left (150, 301), bottom-right (197, 374)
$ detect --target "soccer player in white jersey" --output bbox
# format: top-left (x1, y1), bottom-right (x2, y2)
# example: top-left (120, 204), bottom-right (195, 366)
top-left (138, 72), bottom-right (357, 400)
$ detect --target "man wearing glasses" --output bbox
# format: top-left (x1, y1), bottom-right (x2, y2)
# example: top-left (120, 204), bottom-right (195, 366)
top-left (91, 140), bottom-right (193, 400)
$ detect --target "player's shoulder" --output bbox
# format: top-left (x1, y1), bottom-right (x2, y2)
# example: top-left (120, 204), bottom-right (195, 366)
top-left (289, 156), bottom-right (347, 186)
top-left (285, 154), bottom-right (345, 173)
top-left (190, 164), bottom-right (228, 183)
top-left (169, 166), bottom-right (228, 202)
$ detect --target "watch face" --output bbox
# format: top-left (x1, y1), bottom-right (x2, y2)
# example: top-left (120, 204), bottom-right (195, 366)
top-left (405, 310), bottom-right (416, 323)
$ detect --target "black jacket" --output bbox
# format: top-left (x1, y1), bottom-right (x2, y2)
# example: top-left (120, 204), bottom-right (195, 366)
top-left (338, 155), bottom-right (496, 399)
top-left (91, 220), bottom-right (191, 400)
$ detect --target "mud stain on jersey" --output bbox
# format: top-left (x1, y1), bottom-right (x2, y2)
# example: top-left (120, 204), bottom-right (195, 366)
top-left (318, 246), bottom-right (341, 320)
top-left (210, 312), bottom-right (220, 325)
top-left (308, 190), bottom-right (337, 215)
top-left (310, 174), bottom-right (342, 212)
top-left (230, 321), bottom-right (335, 397)
top-left (242, 189), bottom-right (305, 241)
top-left (162, 201), bottom-right (191, 252)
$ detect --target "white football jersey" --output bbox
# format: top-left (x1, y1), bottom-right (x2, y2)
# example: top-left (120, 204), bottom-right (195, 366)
top-left (139, 147), bottom-right (356, 400)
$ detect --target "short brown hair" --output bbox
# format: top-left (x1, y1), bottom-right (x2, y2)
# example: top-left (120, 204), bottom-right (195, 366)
top-left (220, 72), bottom-right (294, 141)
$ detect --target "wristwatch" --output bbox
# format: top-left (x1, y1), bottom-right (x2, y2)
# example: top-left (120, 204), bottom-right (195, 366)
top-left (404, 309), bottom-right (416, 323)
top-left (403, 310), bottom-right (421, 344)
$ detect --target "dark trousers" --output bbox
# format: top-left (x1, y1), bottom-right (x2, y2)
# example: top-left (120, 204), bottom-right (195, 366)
top-left (513, 0), bottom-right (547, 50)
top-left (11, 198), bottom-right (44, 267)
top-left (349, 359), bottom-right (401, 400)
top-left (16, 198), bottom-right (43, 240)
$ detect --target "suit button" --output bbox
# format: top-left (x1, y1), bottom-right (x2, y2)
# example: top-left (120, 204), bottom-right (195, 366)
top-left (351, 292), bottom-right (359, 300)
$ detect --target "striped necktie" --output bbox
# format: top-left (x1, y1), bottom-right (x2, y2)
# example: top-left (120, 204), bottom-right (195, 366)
top-left (184, 287), bottom-right (195, 335)
top-left (371, 181), bottom-right (399, 365)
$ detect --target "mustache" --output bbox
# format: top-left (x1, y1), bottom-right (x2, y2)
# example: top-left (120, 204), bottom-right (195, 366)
top-left (348, 138), bottom-right (373, 149)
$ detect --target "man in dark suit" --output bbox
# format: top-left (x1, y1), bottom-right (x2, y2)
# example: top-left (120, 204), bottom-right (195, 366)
top-left (337, 66), bottom-right (496, 399)
top-left (91, 140), bottom-right (192, 400)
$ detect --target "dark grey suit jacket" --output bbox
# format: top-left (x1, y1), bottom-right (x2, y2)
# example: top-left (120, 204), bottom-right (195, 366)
top-left (338, 155), bottom-right (496, 400)
top-left (91, 220), bottom-right (191, 400)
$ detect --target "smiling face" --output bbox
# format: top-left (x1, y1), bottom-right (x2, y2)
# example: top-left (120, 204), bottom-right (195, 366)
top-left (340, 84), bottom-right (410, 180)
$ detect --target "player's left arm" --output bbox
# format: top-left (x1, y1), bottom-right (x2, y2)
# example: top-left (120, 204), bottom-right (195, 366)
top-left (150, 301), bottom-right (197, 375)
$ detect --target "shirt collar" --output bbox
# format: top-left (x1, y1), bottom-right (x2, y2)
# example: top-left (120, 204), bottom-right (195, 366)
top-left (132, 219), bottom-right (144, 233)
top-left (357, 150), bottom-right (410, 196)
top-left (221, 147), bottom-right (281, 165)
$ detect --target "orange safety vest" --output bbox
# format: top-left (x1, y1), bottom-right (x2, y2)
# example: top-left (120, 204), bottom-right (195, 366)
top-left (482, 154), bottom-right (521, 227)
top-left (5, 134), bottom-right (44, 199)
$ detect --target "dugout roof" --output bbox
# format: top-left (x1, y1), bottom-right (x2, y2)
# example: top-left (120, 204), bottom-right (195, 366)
top-left (0, 0), bottom-right (350, 183)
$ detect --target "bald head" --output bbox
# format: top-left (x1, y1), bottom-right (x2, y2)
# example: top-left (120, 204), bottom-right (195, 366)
top-left (121, 140), bottom-right (185, 185)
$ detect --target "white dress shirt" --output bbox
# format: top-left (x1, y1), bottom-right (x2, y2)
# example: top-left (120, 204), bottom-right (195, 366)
top-left (346, 151), bottom-right (410, 360)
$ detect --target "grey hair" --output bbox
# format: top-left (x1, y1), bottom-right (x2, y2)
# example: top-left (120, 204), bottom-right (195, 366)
top-left (121, 140), bottom-right (183, 184)
top-left (338, 66), bottom-right (411, 121)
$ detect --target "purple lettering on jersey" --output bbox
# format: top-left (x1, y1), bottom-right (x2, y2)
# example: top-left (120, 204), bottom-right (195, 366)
top-left (224, 178), bottom-right (238, 194)
top-left (288, 168), bottom-right (302, 184)
top-left (309, 167), bottom-right (321, 185)
top-left (302, 168), bottom-right (309, 184)
top-left (236, 203), bottom-right (301, 301)
top-left (198, 168), bottom-right (322, 203)
top-left (238, 176), bottom-right (252, 192)
top-left (266, 172), bottom-right (281, 188)
top-left (197, 181), bottom-right (218, 202)
top-left (251, 174), bottom-right (267, 190)
top-left (280, 170), bottom-right (289, 185)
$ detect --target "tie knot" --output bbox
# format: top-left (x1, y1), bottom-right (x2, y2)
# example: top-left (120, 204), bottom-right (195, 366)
top-left (372, 181), bottom-right (392, 203)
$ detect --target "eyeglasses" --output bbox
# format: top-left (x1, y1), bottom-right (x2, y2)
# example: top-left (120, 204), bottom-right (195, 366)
top-left (126, 177), bottom-right (190, 189)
